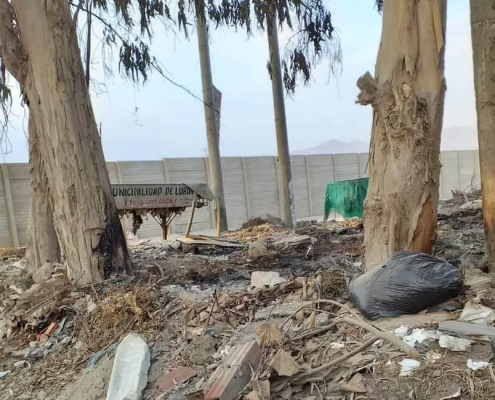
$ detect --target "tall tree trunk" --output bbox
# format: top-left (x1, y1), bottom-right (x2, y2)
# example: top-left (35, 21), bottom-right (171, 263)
top-left (25, 110), bottom-right (60, 272)
top-left (357, 0), bottom-right (447, 270)
top-left (470, 0), bottom-right (495, 272)
top-left (1, 0), bottom-right (132, 284)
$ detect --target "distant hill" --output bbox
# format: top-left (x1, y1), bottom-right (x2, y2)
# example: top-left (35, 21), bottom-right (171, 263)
top-left (294, 126), bottom-right (478, 155)
top-left (294, 139), bottom-right (369, 155)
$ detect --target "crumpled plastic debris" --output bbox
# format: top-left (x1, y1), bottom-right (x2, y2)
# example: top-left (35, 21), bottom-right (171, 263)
top-left (459, 301), bottom-right (495, 326)
top-left (439, 335), bottom-right (472, 352)
top-left (398, 359), bottom-right (420, 376)
top-left (466, 359), bottom-right (490, 371)
top-left (0, 371), bottom-right (11, 379)
top-left (402, 329), bottom-right (441, 348)
top-left (393, 326), bottom-right (410, 338)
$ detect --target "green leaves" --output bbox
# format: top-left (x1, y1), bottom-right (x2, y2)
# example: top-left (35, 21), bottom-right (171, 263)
top-left (71, 0), bottom-right (340, 91)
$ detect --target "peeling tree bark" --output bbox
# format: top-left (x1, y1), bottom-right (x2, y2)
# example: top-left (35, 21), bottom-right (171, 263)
top-left (357, 0), bottom-right (447, 270)
top-left (470, 0), bottom-right (495, 272)
top-left (25, 111), bottom-right (60, 272)
top-left (0, 0), bottom-right (132, 284)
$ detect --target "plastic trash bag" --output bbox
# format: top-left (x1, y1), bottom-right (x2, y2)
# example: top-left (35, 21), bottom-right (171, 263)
top-left (349, 251), bottom-right (462, 320)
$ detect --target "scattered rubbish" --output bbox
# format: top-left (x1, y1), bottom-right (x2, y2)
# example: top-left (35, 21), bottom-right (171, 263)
top-left (0, 371), bottom-right (11, 379)
top-left (250, 271), bottom-right (287, 288)
top-left (349, 252), bottom-right (462, 320)
top-left (393, 325), bottom-right (410, 338)
top-left (440, 387), bottom-right (461, 400)
top-left (269, 349), bottom-right (301, 377)
top-left (156, 367), bottom-right (197, 395)
top-left (426, 350), bottom-right (442, 363)
top-left (86, 343), bottom-right (118, 373)
top-left (402, 329), bottom-right (441, 348)
top-left (256, 323), bottom-right (283, 347)
top-left (398, 359), bottom-right (421, 376)
top-left (459, 300), bottom-right (495, 325)
top-left (204, 341), bottom-right (261, 400)
top-left (438, 321), bottom-right (495, 337)
top-left (106, 333), bottom-right (150, 400)
top-left (467, 359), bottom-right (490, 371)
top-left (2, 193), bottom-right (494, 399)
top-left (438, 335), bottom-right (472, 352)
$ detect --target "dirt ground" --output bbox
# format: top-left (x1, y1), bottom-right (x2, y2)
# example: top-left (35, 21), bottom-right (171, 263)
top-left (0, 197), bottom-right (494, 400)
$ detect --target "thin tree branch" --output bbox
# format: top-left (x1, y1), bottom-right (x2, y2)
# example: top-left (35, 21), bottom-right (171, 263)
top-left (85, 0), bottom-right (92, 88)
top-left (73, 0), bottom-right (84, 25)
top-left (0, 0), bottom-right (26, 84)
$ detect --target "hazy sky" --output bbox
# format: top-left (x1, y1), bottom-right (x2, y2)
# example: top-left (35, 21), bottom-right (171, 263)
top-left (2, 0), bottom-right (475, 163)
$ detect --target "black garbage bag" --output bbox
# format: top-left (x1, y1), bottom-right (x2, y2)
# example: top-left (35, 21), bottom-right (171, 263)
top-left (349, 251), bottom-right (462, 320)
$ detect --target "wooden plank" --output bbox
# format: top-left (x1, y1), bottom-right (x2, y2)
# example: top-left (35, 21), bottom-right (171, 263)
top-left (204, 341), bottom-right (262, 400)
top-left (241, 158), bottom-right (251, 220)
top-left (1, 164), bottom-right (19, 247)
top-left (438, 321), bottom-right (495, 337)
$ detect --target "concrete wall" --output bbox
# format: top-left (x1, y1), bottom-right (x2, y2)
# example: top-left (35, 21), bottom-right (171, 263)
top-left (0, 150), bottom-right (481, 247)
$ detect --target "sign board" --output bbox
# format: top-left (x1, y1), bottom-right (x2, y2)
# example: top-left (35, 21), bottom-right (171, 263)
top-left (112, 184), bottom-right (198, 210)
top-left (213, 85), bottom-right (222, 137)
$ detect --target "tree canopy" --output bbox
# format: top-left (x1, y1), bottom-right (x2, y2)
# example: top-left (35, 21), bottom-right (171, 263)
top-left (0, 0), bottom-right (341, 144)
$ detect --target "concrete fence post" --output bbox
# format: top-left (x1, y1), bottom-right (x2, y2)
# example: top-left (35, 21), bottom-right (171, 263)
top-left (240, 158), bottom-right (251, 220)
top-left (1, 164), bottom-right (19, 247)
top-left (304, 156), bottom-right (314, 216)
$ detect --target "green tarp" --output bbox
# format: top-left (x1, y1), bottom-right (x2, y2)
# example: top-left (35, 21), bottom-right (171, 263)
top-left (324, 178), bottom-right (369, 221)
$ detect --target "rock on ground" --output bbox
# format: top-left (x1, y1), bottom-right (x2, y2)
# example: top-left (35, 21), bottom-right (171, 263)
top-left (247, 242), bottom-right (269, 261)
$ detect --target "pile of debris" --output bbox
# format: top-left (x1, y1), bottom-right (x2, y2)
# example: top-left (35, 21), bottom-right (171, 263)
top-left (2, 195), bottom-right (495, 399)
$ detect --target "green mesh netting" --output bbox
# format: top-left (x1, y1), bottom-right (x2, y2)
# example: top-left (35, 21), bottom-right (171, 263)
top-left (324, 178), bottom-right (369, 221)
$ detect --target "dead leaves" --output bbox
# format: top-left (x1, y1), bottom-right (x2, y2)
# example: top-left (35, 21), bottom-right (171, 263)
top-left (269, 349), bottom-right (301, 377)
top-left (256, 323), bottom-right (283, 347)
top-left (339, 373), bottom-right (366, 393)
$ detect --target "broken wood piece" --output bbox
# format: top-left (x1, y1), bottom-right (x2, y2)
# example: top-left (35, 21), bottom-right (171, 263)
top-left (438, 321), bottom-right (495, 337)
top-left (204, 341), bottom-right (261, 400)
top-left (156, 367), bottom-right (197, 394)
top-left (185, 200), bottom-right (197, 238)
